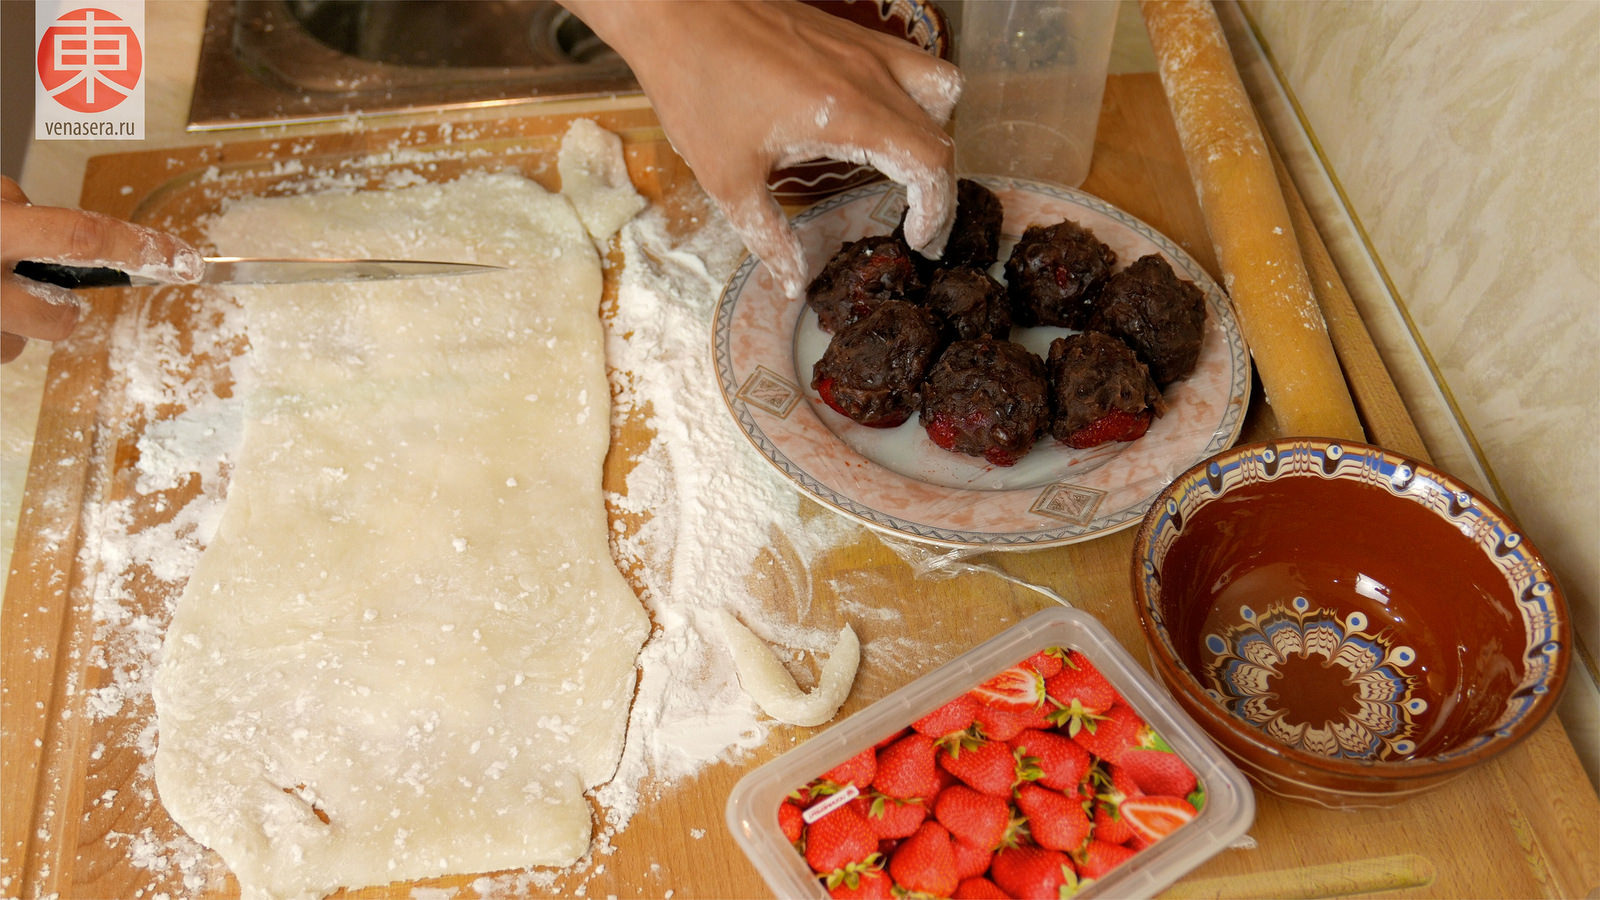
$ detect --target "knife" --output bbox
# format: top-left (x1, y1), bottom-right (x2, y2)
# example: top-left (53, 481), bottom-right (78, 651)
top-left (13, 257), bottom-right (504, 288)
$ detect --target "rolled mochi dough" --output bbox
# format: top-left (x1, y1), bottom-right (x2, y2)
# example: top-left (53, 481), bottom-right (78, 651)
top-left (153, 170), bottom-right (648, 899)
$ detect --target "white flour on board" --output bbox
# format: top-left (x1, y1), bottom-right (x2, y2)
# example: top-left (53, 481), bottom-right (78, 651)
top-left (59, 144), bottom-right (880, 898)
top-left (598, 205), bottom-right (862, 821)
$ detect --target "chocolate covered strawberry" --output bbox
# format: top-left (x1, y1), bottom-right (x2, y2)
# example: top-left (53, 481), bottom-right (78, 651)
top-left (1059, 406), bottom-right (1156, 450)
top-left (1046, 330), bottom-right (1164, 449)
top-left (806, 234), bottom-right (925, 333)
top-left (918, 339), bottom-right (1051, 467)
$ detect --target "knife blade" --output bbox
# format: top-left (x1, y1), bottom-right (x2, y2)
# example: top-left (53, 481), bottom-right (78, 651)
top-left (13, 257), bottom-right (504, 288)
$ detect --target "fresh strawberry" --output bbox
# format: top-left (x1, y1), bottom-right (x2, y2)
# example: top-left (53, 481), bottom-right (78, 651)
top-left (1090, 796), bottom-right (1134, 846)
top-left (975, 700), bottom-right (1054, 742)
top-left (1015, 783), bottom-right (1092, 853)
top-left (827, 864), bottom-right (894, 900)
top-left (989, 845), bottom-right (1079, 899)
top-left (913, 693), bottom-right (981, 738)
top-left (852, 793), bottom-right (927, 840)
top-left (1120, 748), bottom-right (1197, 798)
top-left (804, 805), bottom-right (879, 874)
top-left (1020, 649), bottom-right (1065, 679)
top-left (937, 735), bottom-right (1018, 796)
top-left (1061, 407), bottom-right (1154, 449)
top-left (873, 732), bottom-right (942, 800)
top-left (789, 784), bottom-right (818, 808)
top-left (933, 784), bottom-right (1012, 852)
top-left (951, 838), bottom-right (995, 881)
top-left (874, 728), bottom-right (909, 750)
top-left (952, 875), bottom-right (1010, 899)
top-left (887, 821), bottom-right (961, 897)
top-left (821, 748), bottom-right (879, 792)
top-left (1075, 839), bottom-right (1136, 880)
top-left (1120, 795), bottom-right (1196, 843)
top-left (1011, 728), bottom-right (1091, 793)
top-left (1099, 761), bottom-right (1144, 800)
top-left (1044, 654), bottom-right (1119, 735)
top-left (973, 665), bottom-right (1048, 708)
top-left (1071, 703), bottom-right (1151, 764)
top-left (779, 799), bottom-right (805, 844)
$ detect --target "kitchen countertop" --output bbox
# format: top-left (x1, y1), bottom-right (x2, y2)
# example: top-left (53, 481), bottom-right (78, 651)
top-left (4, 2), bottom-right (1596, 898)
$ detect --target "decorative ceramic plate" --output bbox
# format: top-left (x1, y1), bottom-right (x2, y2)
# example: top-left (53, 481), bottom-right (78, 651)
top-left (712, 177), bottom-right (1251, 548)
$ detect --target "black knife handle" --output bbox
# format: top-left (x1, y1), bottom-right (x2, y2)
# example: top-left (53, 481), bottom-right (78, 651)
top-left (13, 261), bottom-right (132, 288)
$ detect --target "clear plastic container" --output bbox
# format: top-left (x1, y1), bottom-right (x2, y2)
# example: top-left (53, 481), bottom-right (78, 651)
top-left (725, 607), bottom-right (1254, 898)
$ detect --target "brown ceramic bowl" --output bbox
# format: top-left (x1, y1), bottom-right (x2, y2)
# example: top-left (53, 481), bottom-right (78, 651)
top-left (766, 0), bottom-right (953, 205)
top-left (1130, 438), bottom-right (1570, 808)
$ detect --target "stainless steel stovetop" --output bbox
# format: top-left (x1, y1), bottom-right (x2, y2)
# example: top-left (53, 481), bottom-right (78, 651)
top-left (187, 0), bottom-right (641, 131)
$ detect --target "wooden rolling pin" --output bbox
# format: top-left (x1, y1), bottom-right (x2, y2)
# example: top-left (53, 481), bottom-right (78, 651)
top-left (1141, 0), bottom-right (1366, 441)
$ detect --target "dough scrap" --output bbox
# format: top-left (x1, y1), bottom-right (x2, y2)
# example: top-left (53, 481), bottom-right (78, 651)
top-left (719, 610), bottom-right (860, 727)
top-left (153, 171), bottom-right (648, 899)
top-left (559, 117), bottom-right (650, 246)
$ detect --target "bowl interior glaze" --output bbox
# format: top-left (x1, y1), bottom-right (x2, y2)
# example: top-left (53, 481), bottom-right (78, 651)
top-left (1136, 440), bottom-right (1568, 771)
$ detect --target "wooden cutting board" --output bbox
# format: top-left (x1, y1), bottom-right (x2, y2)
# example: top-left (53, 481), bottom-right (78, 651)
top-left (4, 77), bottom-right (1596, 900)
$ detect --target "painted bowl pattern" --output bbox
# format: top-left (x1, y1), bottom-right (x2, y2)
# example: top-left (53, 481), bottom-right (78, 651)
top-left (1131, 438), bottom-right (1570, 807)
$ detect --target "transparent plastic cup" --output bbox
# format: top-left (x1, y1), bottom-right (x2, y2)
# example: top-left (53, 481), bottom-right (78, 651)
top-left (953, 0), bottom-right (1120, 187)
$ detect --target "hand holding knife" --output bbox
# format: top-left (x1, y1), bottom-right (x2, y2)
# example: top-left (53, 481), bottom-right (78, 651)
top-left (1, 175), bottom-right (501, 363)
top-left (14, 257), bottom-right (505, 288)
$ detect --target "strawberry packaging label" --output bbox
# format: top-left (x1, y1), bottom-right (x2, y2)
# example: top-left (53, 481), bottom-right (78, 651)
top-left (727, 608), bottom-right (1254, 898)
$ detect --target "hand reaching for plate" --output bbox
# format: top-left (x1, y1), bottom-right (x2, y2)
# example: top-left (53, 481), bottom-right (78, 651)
top-left (564, 0), bottom-right (963, 301)
top-left (0, 176), bottom-right (203, 363)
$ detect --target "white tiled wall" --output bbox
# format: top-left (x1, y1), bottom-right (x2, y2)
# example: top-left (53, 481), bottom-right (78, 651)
top-left (1238, 0), bottom-right (1599, 783)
